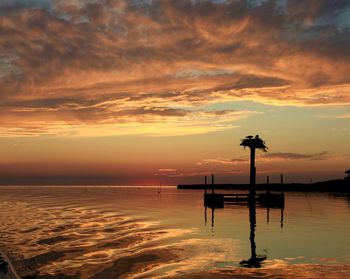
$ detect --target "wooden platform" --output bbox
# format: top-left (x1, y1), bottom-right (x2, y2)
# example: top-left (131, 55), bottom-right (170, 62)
top-left (204, 192), bottom-right (284, 208)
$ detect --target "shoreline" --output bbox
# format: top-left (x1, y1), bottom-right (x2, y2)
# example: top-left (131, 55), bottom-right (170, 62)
top-left (177, 179), bottom-right (350, 193)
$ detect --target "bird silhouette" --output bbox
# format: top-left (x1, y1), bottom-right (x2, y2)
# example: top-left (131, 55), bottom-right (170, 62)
top-left (246, 135), bottom-right (254, 139)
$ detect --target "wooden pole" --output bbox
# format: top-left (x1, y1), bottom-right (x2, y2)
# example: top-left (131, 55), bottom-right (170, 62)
top-left (211, 174), bottom-right (214, 194)
top-left (280, 174), bottom-right (284, 185)
top-left (205, 176), bottom-right (207, 194)
top-left (250, 148), bottom-right (256, 186)
top-left (249, 148), bottom-right (256, 201)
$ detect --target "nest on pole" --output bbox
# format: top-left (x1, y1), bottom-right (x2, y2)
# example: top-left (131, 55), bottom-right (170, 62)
top-left (240, 135), bottom-right (267, 151)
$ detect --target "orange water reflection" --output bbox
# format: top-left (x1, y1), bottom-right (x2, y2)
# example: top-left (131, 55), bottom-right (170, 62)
top-left (0, 186), bottom-right (349, 278)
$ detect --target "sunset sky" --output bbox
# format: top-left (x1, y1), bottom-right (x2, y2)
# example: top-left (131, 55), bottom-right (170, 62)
top-left (0, 0), bottom-right (349, 185)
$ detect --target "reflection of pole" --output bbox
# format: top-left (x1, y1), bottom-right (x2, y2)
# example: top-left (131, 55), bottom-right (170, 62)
top-left (211, 207), bottom-right (215, 228)
top-left (249, 199), bottom-right (257, 261)
top-left (204, 206), bottom-right (207, 225)
top-left (280, 207), bottom-right (284, 229)
top-left (266, 207), bottom-right (270, 224)
top-left (240, 196), bottom-right (266, 268)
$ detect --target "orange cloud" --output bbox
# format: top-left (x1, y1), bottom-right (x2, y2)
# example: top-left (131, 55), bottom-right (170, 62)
top-left (1, 0), bottom-right (350, 137)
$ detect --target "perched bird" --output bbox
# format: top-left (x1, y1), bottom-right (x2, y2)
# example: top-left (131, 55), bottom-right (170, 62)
top-left (245, 135), bottom-right (254, 139)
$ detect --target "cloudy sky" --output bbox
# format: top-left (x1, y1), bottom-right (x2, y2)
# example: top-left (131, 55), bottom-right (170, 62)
top-left (0, 0), bottom-right (349, 185)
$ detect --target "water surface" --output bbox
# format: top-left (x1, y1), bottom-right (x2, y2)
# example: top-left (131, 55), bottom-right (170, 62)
top-left (0, 186), bottom-right (349, 278)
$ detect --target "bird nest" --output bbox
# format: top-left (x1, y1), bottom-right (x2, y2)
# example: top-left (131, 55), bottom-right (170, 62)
top-left (240, 135), bottom-right (267, 151)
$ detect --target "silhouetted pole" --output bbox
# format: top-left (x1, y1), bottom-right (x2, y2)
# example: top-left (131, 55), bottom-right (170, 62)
top-left (280, 174), bottom-right (284, 185)
top-left (205, 176), bottom-right (207, 194)
top-left (250, 147), bottom-right (256, 187)
top-left (240, 135), bottom-right (267, 202)
top-left (249, 149), bottom-right (256, 203)
top-left (211, 174), bottom-right (214, 194)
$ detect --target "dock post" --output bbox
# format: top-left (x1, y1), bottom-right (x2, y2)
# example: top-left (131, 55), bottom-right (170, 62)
top-left (280, 174), bottom-right (284, 185)
top-left (266, 176), bottom-right (270, 194)
top-left (205, 176), bottom-right (207, 194)
top-left (211, 174), bottom-right (214, 194)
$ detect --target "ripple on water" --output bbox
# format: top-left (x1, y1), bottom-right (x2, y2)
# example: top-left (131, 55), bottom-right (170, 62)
top-left (0, 197), bottom-right (190, 278)
top-left (1, 188), bottom-right (350, 279)
top-left (37, 236), bottom-right (73, 245)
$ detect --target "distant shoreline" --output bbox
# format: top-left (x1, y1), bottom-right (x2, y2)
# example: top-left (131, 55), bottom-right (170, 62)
top-left (177, 179), bottom-right (350, 193)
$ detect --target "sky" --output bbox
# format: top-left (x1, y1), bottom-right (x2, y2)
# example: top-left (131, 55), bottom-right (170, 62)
top-left (0, 0), bottom-right (349, 185)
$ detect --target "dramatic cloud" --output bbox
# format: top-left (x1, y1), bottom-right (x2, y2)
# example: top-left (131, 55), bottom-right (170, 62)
top-left (1, 0), bottom-right (350, 136)
top-left (0, 107), bottom-right (256, 137)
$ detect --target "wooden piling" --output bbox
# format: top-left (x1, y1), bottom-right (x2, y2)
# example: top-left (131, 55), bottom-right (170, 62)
top-left (211, 174), bottom-right (214, 194)
top-left (266, 176), bottom-right (270, 194)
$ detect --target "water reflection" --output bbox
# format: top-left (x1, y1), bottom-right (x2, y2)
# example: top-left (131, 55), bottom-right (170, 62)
top-left (204, 206), bottom-right (216, 230)
top-left (239, 199), bottom-right (266, 268)
top-left (204, 194), bottom-right (285, 269)
top-left (1, 187), bottom-right (350, 278)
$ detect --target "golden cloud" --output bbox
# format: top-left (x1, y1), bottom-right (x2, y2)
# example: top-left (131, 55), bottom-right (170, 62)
top-left (1, 0), bottom-right (350, 136)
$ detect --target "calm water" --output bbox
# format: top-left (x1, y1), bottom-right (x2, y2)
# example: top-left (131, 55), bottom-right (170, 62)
top-left (0, 186), bottom-right (349, 278)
